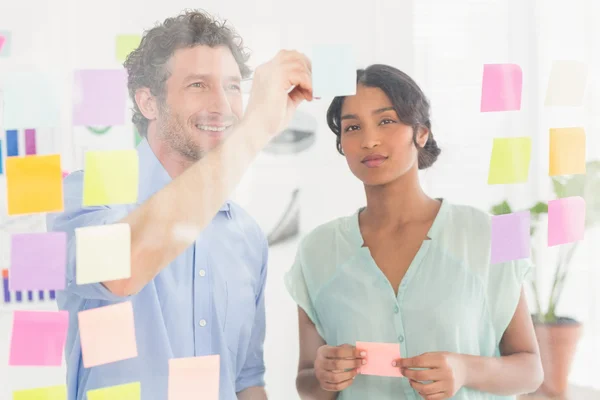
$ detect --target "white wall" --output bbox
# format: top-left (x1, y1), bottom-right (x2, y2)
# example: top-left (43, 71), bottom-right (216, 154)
top-left (0, 0), bottom-right (598, 399)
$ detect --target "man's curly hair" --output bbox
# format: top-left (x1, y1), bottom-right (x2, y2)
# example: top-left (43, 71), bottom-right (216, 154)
top-left (124, 9), bottom-right (251, 137)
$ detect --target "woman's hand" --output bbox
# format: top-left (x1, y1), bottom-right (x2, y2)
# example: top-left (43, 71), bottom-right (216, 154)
top-left (314, 344), bottom-right (366, 392)
top-left (393, 352), bottom-right (467, 400)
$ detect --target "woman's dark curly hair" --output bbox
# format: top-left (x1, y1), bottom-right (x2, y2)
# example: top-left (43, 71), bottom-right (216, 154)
top-left (124, 9), bottom-right (251, 137)
top-left (326, 64), bottom-right (441, 169)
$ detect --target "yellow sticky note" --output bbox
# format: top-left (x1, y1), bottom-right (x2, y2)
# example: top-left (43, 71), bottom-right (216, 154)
top-left (76, 223), bottom-right (131, 285)
top-left (6, 155), bottom-right (63, 215)
top-left (549, 127), bottom-right (586, 176)
top-left (13, 385), bottom-right (66, 400)
top-left (87, 382), bottom-right (140, 400)
top-left (78, 302), bottom-right (138, 368)
top-left (83, 149), bottom-right (139, 206)
top-left (488, 137), bottom-right (532, 184)
top-left (116, 35), bottom-right (141, 62)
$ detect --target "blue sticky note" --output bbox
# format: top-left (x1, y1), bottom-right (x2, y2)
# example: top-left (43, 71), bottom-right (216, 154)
top-left (2, 72), bottom-right (60, 129)
top-left (312, 44), bottom-right (357, 98)
top-left (0, 139), bottom-right (3, 174)
top-left (6, 129), bottom-right (18, 157)
top-left (0, 30), bottom-right (11, 57)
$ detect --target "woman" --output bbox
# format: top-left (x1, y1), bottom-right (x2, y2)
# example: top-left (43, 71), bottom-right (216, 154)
top-left (285, 64), bottom-right (544, 399)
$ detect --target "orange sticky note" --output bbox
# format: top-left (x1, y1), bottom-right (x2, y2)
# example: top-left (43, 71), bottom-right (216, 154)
top-left (549, 127), bottom-right (586, 176)
top-left (168, 355), bottom-right (220, 400)
top-left (6, 154), bottom-right (63, 215)
top-left (78, 302), bottom-right (138, 368)
top-left (356, 341), bottom-right (402, 378)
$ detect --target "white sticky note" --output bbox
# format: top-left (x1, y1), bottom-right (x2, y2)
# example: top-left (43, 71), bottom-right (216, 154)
top-left (312, 44), bottom-right (357, 98)
top-left (76, 223), bottom-right (131, 285)
top-left (544, 60), bottom-right (588, 106)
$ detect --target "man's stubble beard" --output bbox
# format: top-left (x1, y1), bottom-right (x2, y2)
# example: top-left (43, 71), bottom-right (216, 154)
top-left (156, 102), bottom-right (205, 162)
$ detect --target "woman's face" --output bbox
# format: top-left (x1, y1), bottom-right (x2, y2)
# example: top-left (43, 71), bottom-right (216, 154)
top-left (340, 84), bottom-right (428, 187)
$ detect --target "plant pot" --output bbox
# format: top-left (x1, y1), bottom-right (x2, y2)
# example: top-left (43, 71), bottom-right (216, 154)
top-left (534, 318), bottom-right (582, 397)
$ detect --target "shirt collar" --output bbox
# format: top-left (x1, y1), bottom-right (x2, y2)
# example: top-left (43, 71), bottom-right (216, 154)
top-left (136, 139), bottom-right (231, 212)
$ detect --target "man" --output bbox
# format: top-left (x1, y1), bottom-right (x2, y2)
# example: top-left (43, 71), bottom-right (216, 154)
top-left (47, 9), bottom-right (313, 400)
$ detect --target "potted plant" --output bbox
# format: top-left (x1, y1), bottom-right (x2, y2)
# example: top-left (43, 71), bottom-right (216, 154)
top-left (490, 160), bottom-right (600, 397)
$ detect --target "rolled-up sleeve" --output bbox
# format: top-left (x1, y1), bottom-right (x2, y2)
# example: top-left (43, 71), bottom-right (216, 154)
top-left (236, 234), bottom-right (268, 392)
top-left (46, 171), bottom-right (131, 302)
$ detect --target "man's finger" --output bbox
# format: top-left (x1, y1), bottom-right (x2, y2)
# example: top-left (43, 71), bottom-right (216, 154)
top-left (410, 379), bottom-right (446, 396)
top-left (321, 376), bottom-right (355, 392)
top-left (323, 369), bottom-right (358, 384)
top-left (401, 367), bottom-right (442, 382)
top-left (321, 357), bottom-right (363, 371)
top-left (327, 345), bottom-right (364, 360)
top-left (398, 353), bottom-right (439, 369)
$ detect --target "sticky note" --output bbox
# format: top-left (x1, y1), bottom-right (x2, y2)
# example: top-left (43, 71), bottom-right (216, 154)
top-left (0, 30), bottom-right (11, 57)
top-left (25, 129), bottom-right (37, 155)
top-left (116, 35), bottom-right (141, 62)
top-left (312, 44), bottom-right (357, 98)
top-left (9, 232), bottom-right (67, 291)
top-left (75, 223), bottom-right (131, 285)
top-left (168, 355), bottom-right (220, 400)
top-left (545, 60), bottom-right (588, 106)
top-left (487, 137), bottom-right (532, 184)
top-left (134, 126), bottom-right (143, 146)
top-left (7, 129), bottom-right (19, 156)
top-left (9, 310), bottom-right (68, 366)
top-left (83, 150), bottom-right (139, 206)
top-left (355, 342), bottom-right (402, 378)
top-left (78, 302), bottom-right (138, 368)
top-left (549, 127), bottom-right (586, 176)
top-left (491, 211), bottom-right (531, 264)
top-left (6, 154), bottom-right (64, 215)
top-left (480, 64), bottom-right (523, 112)
top-left (1, 72), bottom-right (60, 128)
top-left (72, 69), bottom-right (127, 126)
top-left (13, 385), bottom-right (67, 400)
top-left (548, 197), bottom-right (585, 247)
top-left (87, 382), bottom-right (141, 400)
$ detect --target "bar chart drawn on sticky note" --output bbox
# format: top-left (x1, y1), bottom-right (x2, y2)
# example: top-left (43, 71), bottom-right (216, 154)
top-left (491, 211), bottom-right (531, 264)
top-left (549, 127), bottom-right (586, 176)
top-left (548, 197), bottom-right (586, 247)
top-left (487, 137), bottom-right (532, 184)
top-left (168, 355), bottom-right (220, 400)
top-left (356, 341), bottom-right (402, 378)
top-left (9, 310), bottom-right (69, 366)
top-left (78, 301), bottom-right (138, 368)
top-left (545, 60), bottom-right (588, 107)
top-left (311, 44), bottom-right (357, 98)
top-left (480, 63), bottom-right (523, 112)
top-left (83, 149), bottom-right (139, 206)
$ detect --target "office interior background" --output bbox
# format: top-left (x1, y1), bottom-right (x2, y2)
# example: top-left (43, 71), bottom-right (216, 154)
top-left (0, 0), bottom-right (599, 398)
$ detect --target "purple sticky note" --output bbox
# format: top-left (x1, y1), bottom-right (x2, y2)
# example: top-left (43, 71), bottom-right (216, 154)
top-left (548, 197), bottom-right (586, 247)
top-left (9, 232), bottom-right (67, 291)
top-left (481, 64), bottom-right (523, 112)
top-left (491, 211), bottom-right (531, 264)
top-left (9, 310), bottom-right (69, 366)
top-left (25, 128), bottom-right (37, 155)
top-left (72, 69), bottom-right (127, 126)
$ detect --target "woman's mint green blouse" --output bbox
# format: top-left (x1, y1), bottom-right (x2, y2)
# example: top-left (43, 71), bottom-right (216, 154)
top-left (285, 200), bottom-right (532, 399)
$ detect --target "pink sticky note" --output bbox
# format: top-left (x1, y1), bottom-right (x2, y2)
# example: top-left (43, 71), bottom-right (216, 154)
top-left (72, 69), bottom-right (127, 126)
top-left (168, 355), bottom-right (220, 400)
top-left (356, 342), bottom-right (402, 378)
top-left (548, 197), bottom-right (585, 247)
top-left (9, 232), bottom-right (67, 291)
top-left (481, 64), bottom-right (523, 112)
top-left (491, 211), bottom-right (531, 264)
top-left (9, 310), bottom-right (68, 366)
top-left (0, 36), bottom-right (5, 51)
top-left (78, 302), bottom-right (138, 368)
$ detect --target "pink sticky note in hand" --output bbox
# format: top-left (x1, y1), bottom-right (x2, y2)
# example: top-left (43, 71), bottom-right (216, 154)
top-left (9, 310), bottom-right (69, 366)
top-left (548, 197), bottom-right (586, 247)
top-left (481, 64), bottom-right (523, 112)
top-left (356, 342), bottom-right (402, 378)
top-left (168, 355), bottom-right (220, 400)
top-left (0, 36), bottom-right (5, 51)
top-left (9, 232), bottom-right (67, 291)
top-left (491, 211), bottom-right (531, 264)
top-left (78, 302), bottom-right (138, 368)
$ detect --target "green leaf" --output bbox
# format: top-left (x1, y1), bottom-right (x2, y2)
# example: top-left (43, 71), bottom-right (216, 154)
top-left (529, 202), bottom-right (548, 216)
top-left (490, 200), bottom-right (512, 215)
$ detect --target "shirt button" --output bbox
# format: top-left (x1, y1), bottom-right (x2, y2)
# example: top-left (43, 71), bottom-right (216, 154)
top-left (398, 335), bottom-right (405, 343)
top-left (199, 269), bottom-right (206, 277)
top-left (199, 319), bottom-right (207, 327)
top-left (393, 305), bottom-right (399, 314)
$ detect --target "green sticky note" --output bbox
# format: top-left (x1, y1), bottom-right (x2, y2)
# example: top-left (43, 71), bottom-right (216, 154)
top-left (134, 126), bottom-right (143, 146)
top-left (83, 149), bottom-right (139, 206)
top-left (13, 385), bottom-right (66, 400)
top-left (487, 137), bottom-right (532, 184)
top-left (87, 382), bottom-right (140, 400)
top-left (116, 35), bottom-right (141, 62)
